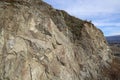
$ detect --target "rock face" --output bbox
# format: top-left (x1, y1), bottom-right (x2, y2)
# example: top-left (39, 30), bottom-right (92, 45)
top-left (0, 0), bottom-right (113, 80)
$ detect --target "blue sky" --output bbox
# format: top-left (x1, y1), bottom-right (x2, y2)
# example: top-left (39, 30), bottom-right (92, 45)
top-left (44, 0), bottom-right (120, 36)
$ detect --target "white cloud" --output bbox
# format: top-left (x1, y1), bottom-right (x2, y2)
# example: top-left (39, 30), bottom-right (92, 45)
top-left (45, 0), bottom-right (120, 16)
top-left (110, 32), bottom-right (120, 36)
top-left (97, 26), bottom-right (120, 36)
top-left (93, 22), bottom-right (120, 26)
top-left (44, 0), bottom-right (120, 36)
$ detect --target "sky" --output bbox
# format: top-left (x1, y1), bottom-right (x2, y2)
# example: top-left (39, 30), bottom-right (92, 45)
top-left (44, 0), bottom-right (120, 36)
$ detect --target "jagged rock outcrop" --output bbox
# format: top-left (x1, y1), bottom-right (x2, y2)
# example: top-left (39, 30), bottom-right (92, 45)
top-left (0, 0), bottom-right (114, 80)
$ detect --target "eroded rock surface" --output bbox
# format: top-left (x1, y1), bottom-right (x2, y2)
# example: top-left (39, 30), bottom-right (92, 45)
top-left (0, 0), bottom-right (113, 80)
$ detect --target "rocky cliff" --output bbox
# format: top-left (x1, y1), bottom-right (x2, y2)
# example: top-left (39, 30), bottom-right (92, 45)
top-left (0, 0), bottom-right (115, 80)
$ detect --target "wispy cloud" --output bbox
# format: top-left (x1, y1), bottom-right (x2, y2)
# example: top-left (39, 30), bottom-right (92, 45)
top-left (45, 0), bottom-right (120, 16)
top-left (44, 0), bottom-right (120, 36)
top-left (93, 22), bottom-right (120, 26)
top-left (97, 26), bottom-right (120, 36)
top-left (110, 32), bottom-right (120, 36)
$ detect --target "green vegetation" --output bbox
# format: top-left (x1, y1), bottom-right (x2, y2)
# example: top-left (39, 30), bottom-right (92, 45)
top-left (60, 10), bottom-right (84, 39)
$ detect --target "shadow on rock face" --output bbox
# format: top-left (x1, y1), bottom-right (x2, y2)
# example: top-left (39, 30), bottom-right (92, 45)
top-left (103, 58), bottom-right (120, 80)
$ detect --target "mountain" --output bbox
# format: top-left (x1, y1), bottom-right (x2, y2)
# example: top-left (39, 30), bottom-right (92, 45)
top-left (0, 0), bottom-right (119, 80)
top-left (106, 35), bottom-right (120, 44)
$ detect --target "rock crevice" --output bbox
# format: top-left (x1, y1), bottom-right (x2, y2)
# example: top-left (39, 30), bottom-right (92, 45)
top-left (0, 0), bottom-right (113, 80)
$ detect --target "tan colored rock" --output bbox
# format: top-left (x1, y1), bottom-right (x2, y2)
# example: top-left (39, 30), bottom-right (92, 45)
top-left (0, 0), bottom-right (114, 80)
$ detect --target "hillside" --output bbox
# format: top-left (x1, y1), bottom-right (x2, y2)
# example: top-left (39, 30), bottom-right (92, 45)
top-left (106, 35), bottom-right (120, 44)
top-left (0, 0), bottom-right (119, 80)
top-left (106, 35), bottom-right (120, 57)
